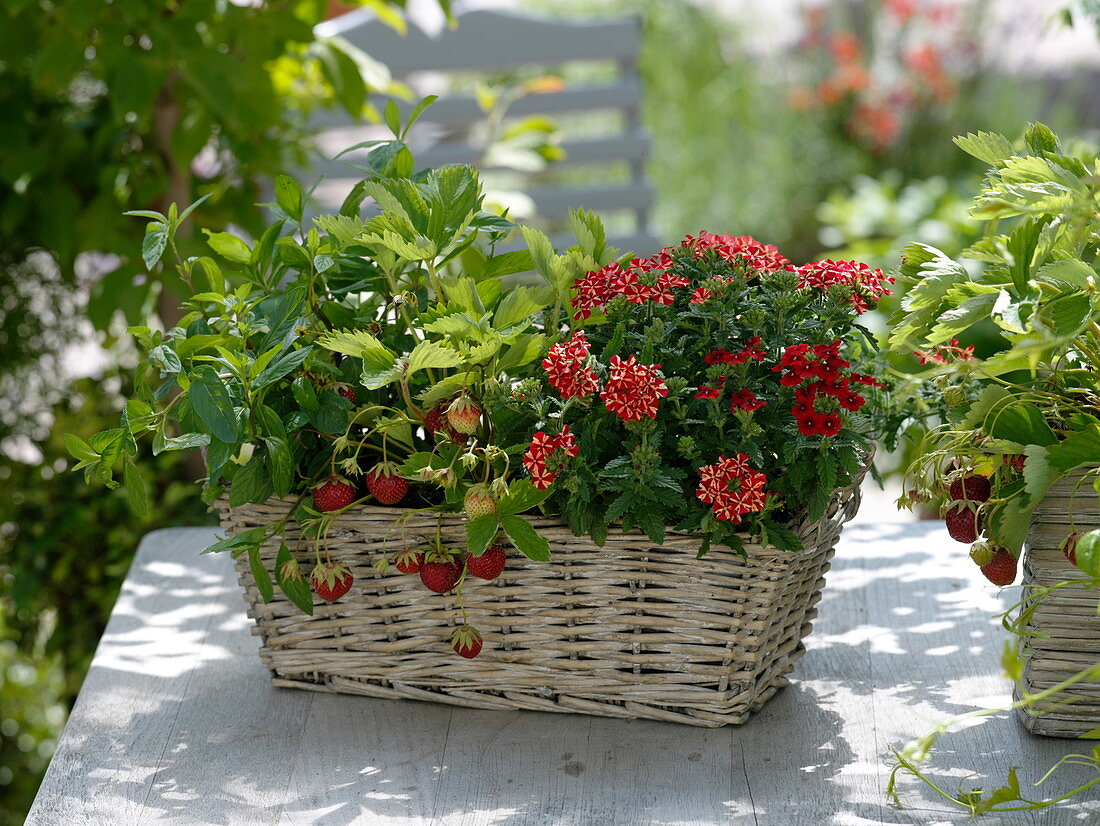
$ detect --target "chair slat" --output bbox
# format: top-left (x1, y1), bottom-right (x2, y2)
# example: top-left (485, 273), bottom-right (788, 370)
top-left (317, 9), bottom-right (641, 74)
top-left (312, 131), bottom-right (650, 178)
top-left (527, 182), bottom-right (654, 217)
top-left (309, 81), bottom-right (643, 130)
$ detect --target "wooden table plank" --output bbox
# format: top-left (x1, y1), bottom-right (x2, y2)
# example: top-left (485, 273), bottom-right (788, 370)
top-left (25, 521), bottom-right (1100, 825)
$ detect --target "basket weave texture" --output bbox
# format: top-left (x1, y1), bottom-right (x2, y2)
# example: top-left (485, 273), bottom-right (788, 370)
top-left (219, 468), bottom-right (865, 728)
top-left (1017, 467), bottom-right (1100, 738)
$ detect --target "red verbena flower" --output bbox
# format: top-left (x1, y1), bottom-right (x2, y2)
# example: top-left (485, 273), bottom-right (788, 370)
top-left (729, 389), bottom-right (765, 412)
top-left (796, 259), bottom-right (893, 313)
top-left (695, 385), bottom-right (723, 400)
top-left (695, 454), bottom-right (768, 523)
top-left (689, 287), bottom-right (713, 304)
top-left (600, 355), bottom-right (669, 421)
top-left (914, 338), bottom-right (976, 365)
top-left (682, 232), bottom-right (791, 273)
top-left (523, 427), bottom-right (579, 490)
top-left (542, 331), bottom-right (599, 399)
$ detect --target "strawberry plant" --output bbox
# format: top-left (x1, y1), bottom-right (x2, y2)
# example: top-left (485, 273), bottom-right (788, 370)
top-left (894, 123), bottom-right (1100, 581)
top-left (888, 123), bottom-right (1100, 814)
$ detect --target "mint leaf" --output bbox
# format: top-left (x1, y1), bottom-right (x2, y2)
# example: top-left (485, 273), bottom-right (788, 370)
top-left (248, 544), bottom-right (275, 603)
top-left (275, 541), bottom-right (314, 615)
top-left (202, 526), bottom-right (267, 555)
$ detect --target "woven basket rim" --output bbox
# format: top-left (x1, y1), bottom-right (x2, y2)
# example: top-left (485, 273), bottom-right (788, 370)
top-left (219, 447), bottom-right (872, 560)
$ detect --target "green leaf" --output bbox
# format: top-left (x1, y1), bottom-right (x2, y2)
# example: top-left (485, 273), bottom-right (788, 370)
top-left (1035, 259), bottom-right (1096, 288)
top-left (275, 542), bottom-right (314, 615)
top-left (274, 175), bottom-right (303, 223)
top-left (888, 244), bottom-right (972, 352)
top-left (963, 384), bottom-right (1012, 430)
top-left (402, 94), bottom-right (438, 137)
top-left (407, 340), bottom-right (463, 374)
top-left (986, 403), bottom-right (1058, 447)
top-left (202, 526), bottom-right (267, 555)
top-left (953, 131), bottom-right (1014, 165)
top-left (484, 250), bottom-right (535, 278)
top-left (465, 514), bottom-right (500, 557)
top-left (1046, 425), bottom-right (1100, 473)
top-left (64, 433), bottom-right (100, 467)
top-left (497, 333), bottom-right (546, 372)
top-left (176, 193), bottom-right (213, 227)
top-left (141, 225), bottom-right (169, 270)
top-left (122, 458), bottom-right (150, 520)
top-left (1022, 444), bottom-right (1057, 503)
top-left (501, 514), bottom-right (550, 562)
top-left (499, 478), bottom-right (551, 515)
top-left (384, 98), bottom-right (402, 136)
top-left (494, 285), bottom-right (547, 329)
top-left (265, 436), bottom-right (293, 498)
top-left (253, 346), bottom-right (312, 389)
top-left (229, 450), bottom-right (273, 507)
top-left (291, 377), bottom-right (319, 412)
top-left (204, 231), bottom-right (252, 264)
top-left (248, 545), bottom-right (275, 603)
top-left (307, 389), bottom-right (350, 435)
top-left (317, 330), bottom-right (393, 367)
top-left (189, 368), bottom-right (240, 443)
top-left (361, 360), bottom-right (407, 390)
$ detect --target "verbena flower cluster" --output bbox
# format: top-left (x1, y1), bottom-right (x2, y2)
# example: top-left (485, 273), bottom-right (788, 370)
top-left (509, 232), bottom-right (890, 553)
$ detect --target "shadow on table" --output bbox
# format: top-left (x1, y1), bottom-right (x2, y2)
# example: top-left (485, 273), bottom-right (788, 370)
top-left (46, 525), bottom-right (1100, 825)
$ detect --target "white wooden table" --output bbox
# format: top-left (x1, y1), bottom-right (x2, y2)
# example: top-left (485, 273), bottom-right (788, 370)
top-left (25, 512), bottom-right (1100, 825)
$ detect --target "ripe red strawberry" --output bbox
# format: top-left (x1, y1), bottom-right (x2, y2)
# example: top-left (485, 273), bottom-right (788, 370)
top-left (394, 548), bottom-right (423, 574)
top-left (1002, 454), bottom-right (1026, 473)
top-left (310, 560), bottom-right (354, 602)
top-left (980, 548), bottom-right (1018, 586)
top-left (425, 402), bottom-right (463, 441)
top-left (313, 476), bottom-right (356, 512)
top-left (1062, 531), bottom-right (1083, 567)
top-left (466, 544), bottom-right (506, 581)
top-left (446, 395), bottom-right (481, 435)
top-left (337, 384), bottom-right (357, 404)
top-left (366, 461), bottom-right (408, 505)
top-left (464, 484), bottom-right (498, 520)
top-left (419, 548), bottom-right (463, 594)
top-left (945, 504), bottom-right (981, 543)
top-left (451, 625), bottom-right (483, 658)
top-left (948, 474), bottom-right (991, 502)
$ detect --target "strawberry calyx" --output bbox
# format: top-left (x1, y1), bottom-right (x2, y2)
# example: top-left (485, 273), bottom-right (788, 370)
top-left (309, 559), bottom-right (354, 602)
top-left (451, 624), bottom-right (484, 658)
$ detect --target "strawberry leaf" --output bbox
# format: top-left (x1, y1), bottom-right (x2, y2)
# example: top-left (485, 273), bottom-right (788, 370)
top-left (500, 514), bottom-right (550, 562)
top-left (465, 514), bottom-right (499, 557)
top-left (498, 478), bottom-right (550, 515)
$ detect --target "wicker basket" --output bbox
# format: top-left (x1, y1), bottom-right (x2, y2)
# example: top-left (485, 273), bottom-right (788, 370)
top-left (218, 467), bottom-right (866, 728)
top-left (1016, 467), bottom-right (1100, 738)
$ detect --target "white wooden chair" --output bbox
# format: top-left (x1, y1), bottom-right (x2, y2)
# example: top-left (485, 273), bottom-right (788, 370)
top-left (311, 5), bottom-right (658, 255)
